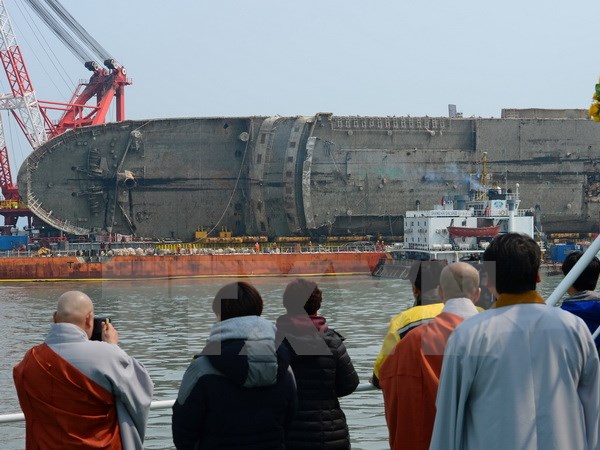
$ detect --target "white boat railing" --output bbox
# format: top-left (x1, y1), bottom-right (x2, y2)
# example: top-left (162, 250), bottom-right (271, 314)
top-left (0, 382), bottom-right (378, 424)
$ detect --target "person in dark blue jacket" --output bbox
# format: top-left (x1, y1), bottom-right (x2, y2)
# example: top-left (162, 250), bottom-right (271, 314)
top-left (172, 281), bottom-right (297, 450)
top-left (560, 250), bottom-right (600, 349)
top-left (276, 278), bottom-right (359, 450)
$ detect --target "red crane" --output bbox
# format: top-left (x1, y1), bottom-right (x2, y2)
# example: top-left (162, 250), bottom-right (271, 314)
top-left (0, 0), bottom-right (130, 232)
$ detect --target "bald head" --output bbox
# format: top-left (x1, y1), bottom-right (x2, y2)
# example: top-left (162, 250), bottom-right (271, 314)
top-left (439, 262), bottom-right (480, 302)
top-left (54, 291), bottom-right (94, 336)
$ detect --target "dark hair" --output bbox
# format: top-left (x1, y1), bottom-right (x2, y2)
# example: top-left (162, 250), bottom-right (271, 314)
top-left (483, 233), bottom-right (541, 294)
top-left (212, 281), bottom-right (263, 321)
top-left (283, 278), bottom-right (322, 315)
top-left (561, 251), bottom-right (600, 292)
top-left (408, 260), bottom-right (445, 290)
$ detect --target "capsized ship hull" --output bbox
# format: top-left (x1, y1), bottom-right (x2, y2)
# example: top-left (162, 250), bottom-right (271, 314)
top-left (17, 110), bottom-right (600, 240)
top-left (0, 251), bottom-right (384, 281)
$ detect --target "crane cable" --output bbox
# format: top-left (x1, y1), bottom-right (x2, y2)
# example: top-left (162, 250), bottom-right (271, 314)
top-left (13, 0), bottom-right (73, 98)
top-left (23, 0), bottom-right (95, 65)
top-left (198, 121), bottom-right (252, 240)
top-left (43, 0), bottom-right (114, 63)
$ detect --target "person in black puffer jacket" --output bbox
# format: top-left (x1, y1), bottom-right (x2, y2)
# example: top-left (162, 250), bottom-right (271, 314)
top-left (172, 281), bottom-right (297, 450)
top-left (276, 278), bottom-right (359, 450)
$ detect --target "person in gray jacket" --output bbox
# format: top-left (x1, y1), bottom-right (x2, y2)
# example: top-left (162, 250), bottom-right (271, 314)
top-left (172, 281), bottom-right (297, 450)
top-left (13, 290), bottom-right (153, 450)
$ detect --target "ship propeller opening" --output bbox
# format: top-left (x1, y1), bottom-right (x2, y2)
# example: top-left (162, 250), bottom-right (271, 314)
top-left (117, 170), bottom-right (137, 189)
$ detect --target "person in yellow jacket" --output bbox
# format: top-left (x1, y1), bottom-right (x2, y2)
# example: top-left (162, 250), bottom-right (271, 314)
top-left (371, 260), bottom-right (446, 388)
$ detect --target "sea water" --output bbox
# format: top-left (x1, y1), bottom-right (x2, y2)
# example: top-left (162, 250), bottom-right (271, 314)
top-left (0, 274), bottom-right (567, 450)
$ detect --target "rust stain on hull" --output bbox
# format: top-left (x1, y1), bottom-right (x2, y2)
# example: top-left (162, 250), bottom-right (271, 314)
top-left (19, 112), bottom-right (600, 240)
top-left (0, 252), bottom-right (385, 281)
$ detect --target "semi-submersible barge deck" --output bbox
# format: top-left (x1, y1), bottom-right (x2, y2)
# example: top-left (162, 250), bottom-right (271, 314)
top-left (17, 108), bottom-right (600, 241)
top-left (0, 251), bottom-right (385, 281)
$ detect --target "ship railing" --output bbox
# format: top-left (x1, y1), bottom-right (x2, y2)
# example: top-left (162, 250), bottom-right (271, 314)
top-left (0, 244), bottom-right (383, 258)
top-left (0, 382), bottom-right (378, 424)
top-left (472, 208), bottom-right (530, 218)
top-left (504, 192), bottom-right (520, 201)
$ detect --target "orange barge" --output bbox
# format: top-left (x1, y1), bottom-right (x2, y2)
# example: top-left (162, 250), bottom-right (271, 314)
top-left (0, 251), bottom-right (385, 281)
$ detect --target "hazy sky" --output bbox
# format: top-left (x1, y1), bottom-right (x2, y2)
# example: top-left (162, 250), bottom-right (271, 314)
top-left (3, 0), bottom-right (599, 168)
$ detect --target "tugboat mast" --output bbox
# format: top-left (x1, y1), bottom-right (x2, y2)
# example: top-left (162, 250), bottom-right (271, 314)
top-left (474, 151), bottom-right (490, 201)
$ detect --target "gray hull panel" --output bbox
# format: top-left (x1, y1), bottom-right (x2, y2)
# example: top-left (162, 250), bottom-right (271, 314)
top-left (17, 113), bottom-right (600, 240)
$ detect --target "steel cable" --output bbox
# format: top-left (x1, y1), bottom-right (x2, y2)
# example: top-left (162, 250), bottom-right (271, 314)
top-left (23, 0), bottom-right (94, 65)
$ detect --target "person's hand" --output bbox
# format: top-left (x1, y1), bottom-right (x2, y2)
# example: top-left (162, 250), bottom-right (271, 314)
top-left (102, 320), bottom-right (119, 345)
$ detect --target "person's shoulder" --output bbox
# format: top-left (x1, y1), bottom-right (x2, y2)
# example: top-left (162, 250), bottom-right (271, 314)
top-left (84, 340), bottom-right (138, 365)
top-left (506, 302), bottom-right (592, 333)
top-left (389, 303), bottom-right (443, 337)
top-left (323, 326), bottom-right (342, 339)
top-left (561, 292), bottom-right (600, 308)
top-left (440, 314), bottom-right (486, 354)
top-left (573, 290), bottom-right (600, 300)
top-left (182, 355), bottom-right (221, 384)
top-left (176, 356), bottom-right (224, 404)
top-left (322, 327), bottom-right (347, 351)
top-left (541, 307), bottom-right (598, 346)
top-left (446, 308), bottom-right (495, 336)
top-left (412, 303), bottom-right (445, 313)
top-left (547, 303), bottom-right (592, 324)
top-left (398, 321), bottom-right (427, 343)
top-left (392, 303), bottom-right (443, 323)
top-left (87, 339), bottom-right (127, 353)
top-left (386, 325), bottom-right (423, 365)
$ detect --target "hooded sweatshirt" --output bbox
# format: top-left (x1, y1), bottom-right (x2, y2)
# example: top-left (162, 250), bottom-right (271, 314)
top-left (172, 315), bottom-right (297, 450)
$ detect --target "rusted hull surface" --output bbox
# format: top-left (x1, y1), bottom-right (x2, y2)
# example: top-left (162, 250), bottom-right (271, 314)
top-left (18, 112), bottom-right (600, 240)
top-left (0, 252), bottom-right (385, 281)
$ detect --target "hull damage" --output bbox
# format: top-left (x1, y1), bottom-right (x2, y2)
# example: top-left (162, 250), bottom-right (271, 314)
top-left (17, 110), bottom-right (600, 240)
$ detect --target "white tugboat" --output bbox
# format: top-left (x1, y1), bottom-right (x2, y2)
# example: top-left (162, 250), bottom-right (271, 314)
top-left (373, 153), bottom-right (536, 278)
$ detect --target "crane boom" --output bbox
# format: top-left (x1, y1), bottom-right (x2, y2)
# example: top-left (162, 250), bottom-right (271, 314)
top-left (0, 1), bottom-right (48, 148)
top-left (0, 0), bottom-right (50, 221)
top-left (0, 0), bottom-right (131, 232)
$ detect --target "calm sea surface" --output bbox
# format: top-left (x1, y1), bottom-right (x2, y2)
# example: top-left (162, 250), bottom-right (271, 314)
top-left (0, 273), bottom-right (567, 450)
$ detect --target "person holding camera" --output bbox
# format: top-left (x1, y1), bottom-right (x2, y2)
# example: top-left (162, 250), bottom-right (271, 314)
top-left (13, 290), bottom-right (154, 450)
